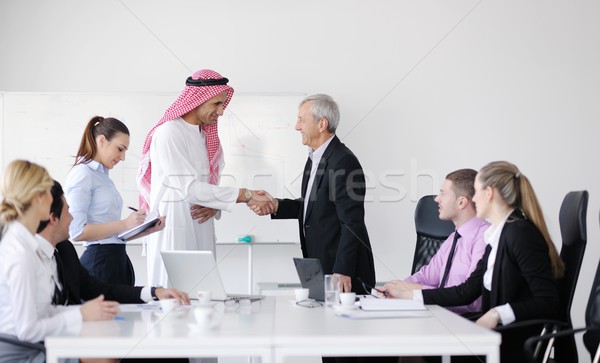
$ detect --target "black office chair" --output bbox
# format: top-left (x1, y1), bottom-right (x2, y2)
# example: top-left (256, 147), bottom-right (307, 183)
top-left (525, 256), bottom-right (600, 363)
top-left (496, 190), bottom-right (589, 363)
top-left (411, 195), bottom-right (455, 274)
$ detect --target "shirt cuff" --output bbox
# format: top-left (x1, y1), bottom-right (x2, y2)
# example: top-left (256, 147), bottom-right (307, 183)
top-left (412, 289), bottom-right (425, 303)
top-left (495, 303), bottom-right (516, 325)
top-left (63, 306), bottom-right (83, 329)
top-left (140, 286), bottom-right (152, 302)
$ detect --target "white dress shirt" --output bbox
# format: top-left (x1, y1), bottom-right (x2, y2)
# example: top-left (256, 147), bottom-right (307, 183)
top-left (35, 234), bottom-right (63, 292)
top-left (0, 221), bottom-right (82, 342)
top-left (303, 135), bottom-right (334, 222)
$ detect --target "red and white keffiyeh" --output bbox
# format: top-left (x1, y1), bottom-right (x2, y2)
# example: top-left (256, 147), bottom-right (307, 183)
top-left (137, 69), bottom-right (234, 211)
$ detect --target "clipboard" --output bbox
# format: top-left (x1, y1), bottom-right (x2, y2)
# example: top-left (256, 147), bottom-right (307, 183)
top-left (118, 210), bottom-right (160, 241)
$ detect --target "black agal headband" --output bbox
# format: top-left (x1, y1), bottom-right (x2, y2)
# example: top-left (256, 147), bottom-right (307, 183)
top-left (185, 77), bottom-right (229, 87)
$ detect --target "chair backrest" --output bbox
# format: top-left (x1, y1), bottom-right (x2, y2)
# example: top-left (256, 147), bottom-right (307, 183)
top-left (411, 195), bottom-right (455, 274)
top-left (583, 257), bottom-right (600, 360)
top-left (554, 190), bottom-right (588, 362)
top-left (558, 190), bottom-right (589, 324)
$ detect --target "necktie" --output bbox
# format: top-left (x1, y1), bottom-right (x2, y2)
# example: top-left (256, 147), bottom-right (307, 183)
top-left (439, 231), bottom-right (461, 288)
top-left (52, 250), bottom-right (68, 305)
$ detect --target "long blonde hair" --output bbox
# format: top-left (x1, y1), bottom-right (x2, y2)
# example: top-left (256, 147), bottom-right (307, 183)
top-left (0, 160), bottom-right (54, 232)
top-left (477, 161), bottom-right (564, 278)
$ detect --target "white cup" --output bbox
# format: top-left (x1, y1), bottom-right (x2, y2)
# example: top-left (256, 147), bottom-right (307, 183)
top-left (294, 288), bottom-right (310, 302)
top-left (196, 290), bottom-right (212, 305)
top-left (159, 298), bottom-right (177, 313)
top-left (193, 306), bottom-right (221, 330)
top-left (339, 292), bottom-right (356, 306)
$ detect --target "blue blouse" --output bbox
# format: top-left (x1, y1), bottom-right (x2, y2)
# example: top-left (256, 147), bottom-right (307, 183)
top-left (65, 160), bottom-right (124, 246)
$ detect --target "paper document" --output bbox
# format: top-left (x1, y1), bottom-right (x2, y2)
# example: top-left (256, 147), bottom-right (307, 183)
top-left (118, 210), bottom-right (160, 241)
top-left (360, 297), bottom-right (426, 311)
top-left (337, 310), bottom-right (431, 319)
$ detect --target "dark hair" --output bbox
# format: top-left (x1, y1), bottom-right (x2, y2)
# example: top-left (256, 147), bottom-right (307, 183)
top-left (446, 169), bottom-right (477, 199)
top-left (478, 161), bottom-right (564, 278)
top-left (74, 116), bottom-right (130, 165)
top-left (37, 180), bottom-right (64, 233)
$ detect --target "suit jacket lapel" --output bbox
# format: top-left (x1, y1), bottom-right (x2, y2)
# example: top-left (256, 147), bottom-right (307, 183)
top-left (490, 209), bottom-right (523, 305)
top-left (304, 136), bottom-right (340, 222)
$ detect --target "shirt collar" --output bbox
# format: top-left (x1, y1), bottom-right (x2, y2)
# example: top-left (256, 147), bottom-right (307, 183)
top-left (35, 234), bottom-right (55, 260)
top-left (456, 216), bottom-right (489, 240)
top-left (308, 135), bottom-right (335, 164)
top-left (484, 209), bottom-right (514, 246)
top-left (79, 158), bottom-right (108, 174)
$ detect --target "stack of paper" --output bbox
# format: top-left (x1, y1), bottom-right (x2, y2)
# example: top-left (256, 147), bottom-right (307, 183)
top-left (360, 297), bottom-right (426, 311)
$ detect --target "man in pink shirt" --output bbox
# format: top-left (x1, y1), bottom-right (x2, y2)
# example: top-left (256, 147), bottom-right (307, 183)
top-left (400, 168), bottom-right (488, 314)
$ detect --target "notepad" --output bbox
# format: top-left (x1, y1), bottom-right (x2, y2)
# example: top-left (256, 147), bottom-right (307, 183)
top-left (118, 210), bottom-right (160, 241)
top-left (359, 297), bottom-right (426, 311)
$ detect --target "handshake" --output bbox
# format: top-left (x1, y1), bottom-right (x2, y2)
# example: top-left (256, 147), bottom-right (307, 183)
top-left (246, 190), bottom-right (279, 216)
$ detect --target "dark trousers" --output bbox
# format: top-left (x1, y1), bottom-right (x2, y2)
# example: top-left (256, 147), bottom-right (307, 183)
top-left (80, 244), bottom-right (135, 287)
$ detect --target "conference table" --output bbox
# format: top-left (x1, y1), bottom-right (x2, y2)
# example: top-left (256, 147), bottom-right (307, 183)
top-left (45, 296), bottom-right (501, 363)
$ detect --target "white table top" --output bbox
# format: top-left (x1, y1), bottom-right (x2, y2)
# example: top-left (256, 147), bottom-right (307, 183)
top-left (45, 296), bottom-right (501, 362)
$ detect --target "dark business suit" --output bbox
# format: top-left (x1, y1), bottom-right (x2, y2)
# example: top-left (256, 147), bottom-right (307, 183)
top-left (57, 240), bottom-right (190, 363)
top-left (56, 240), bottom-right (143, 304)
top-left (273, 135), bottom-right (375, 294)
top-left (422, 210), bottom-right (560, 361)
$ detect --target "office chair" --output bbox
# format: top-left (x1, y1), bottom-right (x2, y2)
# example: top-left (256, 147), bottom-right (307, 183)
top-left (411, 195), bottom-right (455, 274)
top-left (525, 256), bottom-right (600, 363)
top-left (496, 190), bottom-right (589, 363)
top-left (0, 335), bottom-right (45, 354)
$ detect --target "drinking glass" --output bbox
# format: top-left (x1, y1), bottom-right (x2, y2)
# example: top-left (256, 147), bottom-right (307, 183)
top-left (324, 274), bottom-right (340, 307)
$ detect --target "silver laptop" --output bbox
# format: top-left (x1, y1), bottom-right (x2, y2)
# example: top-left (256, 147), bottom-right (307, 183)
top-left (161, 250), bottom-right (264, 302)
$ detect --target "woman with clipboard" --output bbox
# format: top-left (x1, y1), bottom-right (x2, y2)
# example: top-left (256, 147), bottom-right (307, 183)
top-left (66, 116), bottom-right (165, 286)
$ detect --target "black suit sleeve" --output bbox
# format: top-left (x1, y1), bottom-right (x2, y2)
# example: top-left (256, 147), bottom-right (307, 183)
top-left (422, 247), bottom-right (489, 307)
top-left (57, 240), bottom-right (144, 304)
top-left (330, 154), bottom-right (369, 276)
top-left (503, 222), bottom-right (560, 321)
top-left (271, 198), bottom-right (301, 220)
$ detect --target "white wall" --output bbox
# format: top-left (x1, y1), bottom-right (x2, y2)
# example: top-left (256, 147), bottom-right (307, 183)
top-left (1, 1), bottom-right (599, 361)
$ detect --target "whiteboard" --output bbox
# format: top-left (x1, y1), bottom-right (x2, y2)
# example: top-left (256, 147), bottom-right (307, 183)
top-left (0, 92), bottom-right (306, 243)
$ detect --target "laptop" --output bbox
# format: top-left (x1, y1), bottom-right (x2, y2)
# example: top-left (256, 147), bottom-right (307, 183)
top-left (293, 257), bottom-right (325, 301)
top-left (161, 251), bottom-right (264, 302)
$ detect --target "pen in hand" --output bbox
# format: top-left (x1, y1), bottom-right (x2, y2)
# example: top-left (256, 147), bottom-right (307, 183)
top-left (357, 277), bottom-right (389, 298)
top-left (128, 206), bottom-right (139, 212)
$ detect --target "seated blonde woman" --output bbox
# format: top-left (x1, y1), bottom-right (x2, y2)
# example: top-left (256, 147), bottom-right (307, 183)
top-left (0, 159), bottom-right (119, 363)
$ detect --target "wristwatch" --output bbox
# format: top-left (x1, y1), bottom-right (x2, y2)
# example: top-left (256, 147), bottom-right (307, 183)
top-left (244, 189), bottom-right (253, 203)
top-left (151, 286), bottom-right (159, 301)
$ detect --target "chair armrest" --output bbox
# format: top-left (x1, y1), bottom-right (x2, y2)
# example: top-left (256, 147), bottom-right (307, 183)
top-left (495, 319), bottom-right (569, 332)
top-left (524, 326), bottom-right (599, 363)
top-left (0, 335), bottom-right (45, 352)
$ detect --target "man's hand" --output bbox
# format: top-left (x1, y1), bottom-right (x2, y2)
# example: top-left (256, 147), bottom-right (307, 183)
top-left (80, 295), bottom-right (120, 321)
top-left (155, 288), bottom-right (191, 305)
top-left (335, 273), bottom-right (352, 292)
top-left (248, 190), bottom-right (277, 215)
top-left (379, 280), bottom-right (419, 299)
top-left (190, 205), bottom-right (218, 224)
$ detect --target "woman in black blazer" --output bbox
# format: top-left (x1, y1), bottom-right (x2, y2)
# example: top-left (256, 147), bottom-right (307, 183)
top-left (382, 161), bottom-right (564, 361)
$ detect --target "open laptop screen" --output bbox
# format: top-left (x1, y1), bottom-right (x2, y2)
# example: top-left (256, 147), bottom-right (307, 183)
top-left (293, 257), bottom-right (325, 301)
